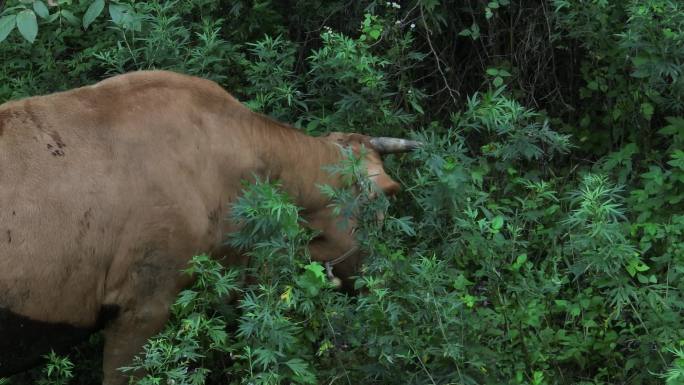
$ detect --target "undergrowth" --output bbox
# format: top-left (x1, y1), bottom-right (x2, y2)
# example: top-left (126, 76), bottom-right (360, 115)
top-left (1, 0), bottom-right (684, 384)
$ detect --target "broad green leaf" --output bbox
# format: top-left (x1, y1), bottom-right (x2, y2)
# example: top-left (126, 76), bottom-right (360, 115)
top-left (569, 303), bottom-right (581, 317)
top-left (463, 294), bottom-right (476, 308)
top-left (512, 253), bottom-right (527, 270)
top-left (304, 263), bottom-right (326, 283)
top-left (640, 102), bottom-right (654, 120)
top-left (626, 258), bottom-right (649, 277)
top-left (296, 263), bottom-right (328, 296)
top-left (16, 10), bottom-right (37, 43)
top-left (637, 273), bottom-right (649, 284)
top-left (83, 0), bottom-right (104, 29)
top-left (491, 215), bottom-right (504, 231)
top-left (0, 15), bottom-right (16, 43)
top-left (107, 3), bottom-right (140, 31)
top-left (109, 3), bottom-right (125, 25)
top-left (486, 68), bottom-right (499, 76)
top-left (470, 24), bottom-right (480, 38)
top-left (459, 23), bottom-right (479, 40)
top-left (554, 299), bottom-right (568, 308)
top-left (493, 76), bottom-right (503, 87)
top-left (369, 28), bottom-right (380, 40)
top-left (33, 1), bottom-right (49, 19)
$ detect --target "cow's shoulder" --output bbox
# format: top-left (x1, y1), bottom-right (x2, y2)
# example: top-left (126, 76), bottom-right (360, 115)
top-left (91, 70), bottom-right (238, 103)
top-left (0, 104), bottom-right (18, 138)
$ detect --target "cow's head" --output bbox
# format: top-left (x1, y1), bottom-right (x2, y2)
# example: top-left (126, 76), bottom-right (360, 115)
top-left (307, 132), bottom-right (421, 290)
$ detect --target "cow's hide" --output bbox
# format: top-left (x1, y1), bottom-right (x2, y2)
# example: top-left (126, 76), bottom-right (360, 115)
top-left (0, 71), bottom-right (404, 384)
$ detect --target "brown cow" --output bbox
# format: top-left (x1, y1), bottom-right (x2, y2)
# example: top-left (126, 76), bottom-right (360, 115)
top-left (0, 71), bottom-right (419, 384)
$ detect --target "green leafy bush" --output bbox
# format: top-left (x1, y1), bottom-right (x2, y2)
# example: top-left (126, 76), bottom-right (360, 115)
top-left (2, 1), bottom-right (684, 384)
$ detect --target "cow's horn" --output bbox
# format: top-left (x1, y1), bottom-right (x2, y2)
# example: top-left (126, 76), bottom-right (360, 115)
top-left (369, 137), bottom-right (423, 154)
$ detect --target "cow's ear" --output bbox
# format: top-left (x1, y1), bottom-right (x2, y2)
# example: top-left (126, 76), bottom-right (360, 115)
top-left (325, 132), bottom-right (370, 148)
top-left (371, 173), bottom-right (401, 196)
top-left (344, 133), bottom-right (371, 146)
top-left (367, 158), bottom-right (401, 196)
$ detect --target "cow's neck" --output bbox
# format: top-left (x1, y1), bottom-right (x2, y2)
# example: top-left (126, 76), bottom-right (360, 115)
top-left (249, 114), bottom-right (344, 210)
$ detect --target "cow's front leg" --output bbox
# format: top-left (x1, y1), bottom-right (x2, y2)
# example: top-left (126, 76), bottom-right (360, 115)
top-left (101, 299), bottom-right (172, 385)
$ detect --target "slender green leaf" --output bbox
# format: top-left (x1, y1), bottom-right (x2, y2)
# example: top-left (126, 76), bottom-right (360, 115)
top-left (0, 15), bottom-right (16, 43)
top-left (60, 10), bottom-right (79, 26)
top-left (33, 1), bottom-right (49, 19)
top-left (83, 0), bottom-right (104, 29)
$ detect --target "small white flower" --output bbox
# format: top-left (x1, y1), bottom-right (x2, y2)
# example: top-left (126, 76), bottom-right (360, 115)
top-left (395, 20), bottom-right (401, 25)
top-left (410, 23), bottom-right (416, 29)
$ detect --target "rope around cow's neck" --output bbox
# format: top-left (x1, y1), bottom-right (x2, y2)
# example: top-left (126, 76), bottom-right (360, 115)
top-left (324, 245), bottom-right (360, 281)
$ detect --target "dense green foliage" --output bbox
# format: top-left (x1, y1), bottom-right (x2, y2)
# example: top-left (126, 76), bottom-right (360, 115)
top-left (3, 0), bottom-right (684, 384)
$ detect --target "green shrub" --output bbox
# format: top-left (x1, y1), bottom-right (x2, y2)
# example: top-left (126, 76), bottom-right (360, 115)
top-left (2, 0), bottom-right (684, 384)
